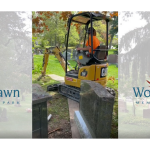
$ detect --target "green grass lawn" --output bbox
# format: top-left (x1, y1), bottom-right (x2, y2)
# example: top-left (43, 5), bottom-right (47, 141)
top-left (119, 102), bottom-right (150, 138)
top-left (32, 73), bottom-right (60, 90)
top-left (0, 94), bottom-right (32, 138)
top-left (33, 55), bottom-right (67, 76)
top-left (107, 64), bottom-right (118, 90)
top-left (33, 55), bottom-right (118, 78)
top-left (119, 123), bottom-right (150, 138)
top-left (33, 54), bottom-right (118, 138)
top-left (108, 49), bottom-right (118, 55)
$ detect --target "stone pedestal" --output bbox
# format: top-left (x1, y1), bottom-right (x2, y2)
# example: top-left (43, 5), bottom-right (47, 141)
top-left (32, 84), bottom-right (52, 138)
top-left (143, 109), bottom-right (150, 119)
top-left (118, 101), bottom-right (128, 112)
top-left (74, 111), bottom-right (92, 138)
top-left (0, 108), bottom-right (7, 121)
top-left (108, 54), bottom-right (118, 64)
top-left (75, 80), bottom-right (114, 138)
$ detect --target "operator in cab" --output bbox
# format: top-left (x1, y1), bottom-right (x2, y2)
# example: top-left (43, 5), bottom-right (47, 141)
top-left (76, 27), bottom-right (100, 55)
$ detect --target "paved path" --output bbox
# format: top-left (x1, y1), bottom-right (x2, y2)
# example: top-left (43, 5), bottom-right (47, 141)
top-left (49, 74), bottom-right (80, 138)
top-left (68, 99), bottom-right (81, 138)
top-left (48, 74), bottom-right (64, 83)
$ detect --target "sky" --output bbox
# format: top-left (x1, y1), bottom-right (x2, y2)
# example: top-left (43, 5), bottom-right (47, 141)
top-left (119, 11), bottom-right (147, 39)
top-left (119, 11), bottom-right (147, 53)
top-left (20, 11), bottom-right (32, 37)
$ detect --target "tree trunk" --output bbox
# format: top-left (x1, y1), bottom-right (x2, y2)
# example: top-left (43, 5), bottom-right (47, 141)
top-left (133, 101), bottom-right (136, 116)
top-left (55, 34), bottom-right (56, 46)
top-left (32, 53), bottom-right (34, 70)
top-left (109, 34), bottom-right (114, 49)
top-left (55, 13), bottom-right (58, 46)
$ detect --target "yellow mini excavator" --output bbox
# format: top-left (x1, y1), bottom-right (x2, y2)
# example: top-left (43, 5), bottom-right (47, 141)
top-left (41, 12), bottom-right (111, 102)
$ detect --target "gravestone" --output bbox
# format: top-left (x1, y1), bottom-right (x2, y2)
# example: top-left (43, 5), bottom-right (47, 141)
top-left (75, 80), bottom-right (114, 138)
top-left (32, 84), bottom-right (52, 138)
top-left (62, 51), bottom-right (71, 60)
top-left (0, 108), bottom-right (7, 121)
top-left (108, 54), bottom-right (118, 64)
top-left (0, 97), bottom-right (3, 101)
top-left (32, 53), bottom-right (34, 70)
top-left (0, 107), bottom-right (2, 121)
top-left (143, 109), bottom-right (150, 119)
top-left (118, 100), bottom-right (128, 112)
top-left (72, 50), bottom-right (77, 60)
top-left (67, 49), bottom-right (72, 53)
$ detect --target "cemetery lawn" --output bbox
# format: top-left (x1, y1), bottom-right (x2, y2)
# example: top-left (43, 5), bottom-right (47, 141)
top-left (33, 54), bottom-right (118, 138)
top-left (33, 55), bottom-right (77, 77)
top-left (0, 94), bottom-right (32, 138)
top-left (108, 49), bottom-right (118, 55)
top-left (119, 102), bottom-right (150, 138)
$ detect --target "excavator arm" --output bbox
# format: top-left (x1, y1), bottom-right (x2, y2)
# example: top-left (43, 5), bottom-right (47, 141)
top-left (41, 47), bottom-right (71, 76)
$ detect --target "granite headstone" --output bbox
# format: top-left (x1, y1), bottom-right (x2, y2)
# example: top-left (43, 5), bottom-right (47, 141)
top-left (77, 80), bottom-right (114, 138)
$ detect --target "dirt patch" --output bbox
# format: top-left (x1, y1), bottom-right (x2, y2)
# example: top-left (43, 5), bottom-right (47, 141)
top-left (47, 91), bottom-right (72, 138)
top-left (48, 119), bottom-right (72, 138)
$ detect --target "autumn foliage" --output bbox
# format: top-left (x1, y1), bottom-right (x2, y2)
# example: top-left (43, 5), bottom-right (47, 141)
top-left (32, 11), bottom-right (118, 34)
top-left (108, 76), bottom-right (115, 83)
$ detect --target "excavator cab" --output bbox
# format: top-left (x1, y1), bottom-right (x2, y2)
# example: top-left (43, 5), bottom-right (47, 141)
top-left (64, 12), bottom-right (110, 90)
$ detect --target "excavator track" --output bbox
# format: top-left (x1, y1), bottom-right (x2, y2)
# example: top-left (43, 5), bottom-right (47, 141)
top-left (47, 84), bottom-right (115, 103)
top-left (58, 84), bottom-right (80, 102)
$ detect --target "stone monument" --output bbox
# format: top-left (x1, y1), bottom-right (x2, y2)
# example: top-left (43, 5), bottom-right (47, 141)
top-left (75, 80), bottom-right (114, 138)
top-left (0, 108), bottom-right (7, 121)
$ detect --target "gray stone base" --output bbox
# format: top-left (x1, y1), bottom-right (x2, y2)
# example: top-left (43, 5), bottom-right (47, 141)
top-left (74, 111), bottom-right (92, 138)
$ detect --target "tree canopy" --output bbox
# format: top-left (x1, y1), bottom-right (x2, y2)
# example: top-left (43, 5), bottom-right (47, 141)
top-left (0, 12), bottom-right (32, 90)
top-left (119, 12), bottom-right (150, 95)
top-left (32, 11), bottom-right (118, 51)
top-left (32, 11), bottom-right (118, 34)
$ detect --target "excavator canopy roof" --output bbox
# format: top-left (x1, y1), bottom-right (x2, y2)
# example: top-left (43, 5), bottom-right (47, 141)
top-left (71, 12), bottom-right (111, 25)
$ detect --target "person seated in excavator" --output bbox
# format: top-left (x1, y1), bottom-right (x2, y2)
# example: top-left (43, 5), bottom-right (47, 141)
top-left (76, 27), bottom-right (100, 66)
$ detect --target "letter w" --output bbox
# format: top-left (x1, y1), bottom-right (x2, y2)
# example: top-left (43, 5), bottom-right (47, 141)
top-left (133, 87), bottom-right (144, 97)
top-left (3, 90), bottom-right (12, 97)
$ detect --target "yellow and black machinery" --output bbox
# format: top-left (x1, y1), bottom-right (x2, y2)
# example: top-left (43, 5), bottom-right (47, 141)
top-left (41, 12), bottom-right (110, 102)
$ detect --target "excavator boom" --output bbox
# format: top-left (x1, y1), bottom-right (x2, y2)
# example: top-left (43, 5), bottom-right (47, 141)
top-left (41, 47), bottom-right (70, 76)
